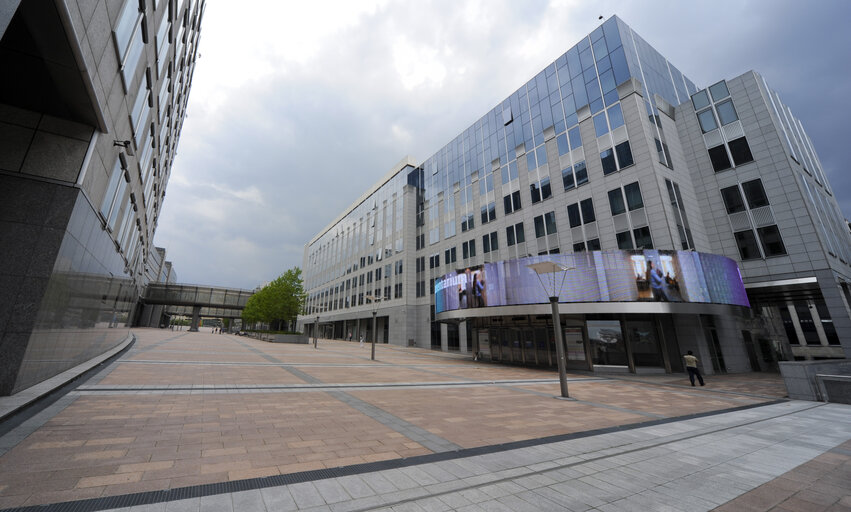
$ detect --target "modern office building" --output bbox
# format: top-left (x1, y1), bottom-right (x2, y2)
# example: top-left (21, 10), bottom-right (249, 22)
top-left (299, 16), bottom-right (851, 376)
top-left (0, 0), bottom-right (204, 395)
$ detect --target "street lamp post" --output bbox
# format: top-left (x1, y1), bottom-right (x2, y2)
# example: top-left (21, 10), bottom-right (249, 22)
top-left (314, 315), bottom-right (319, 349)
top-left (527, 260), bottom-right (575, 400)
top-left (365, 294), bottom-right (381, 361)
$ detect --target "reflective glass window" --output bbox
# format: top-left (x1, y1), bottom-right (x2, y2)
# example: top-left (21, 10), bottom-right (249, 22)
top-left (616, 231), bottom-right (633, 249)
top-left (541, 177), bottom-right (551, 200)
top-left (530, 182), bottom-right (541, 203)
top-left (515, 222), bottom-right (525, 243)
top-left (587, 238), bottom-right (601, 250)
top-left (601, 148), bottom-right (616, 175)
top-left (728, 137), bottom-right (754, 166)
top-left (607, 103), bottom-right (624, 129)
top-left (615, 141), bottom-right (633, 168)
top-left (720, 186), bottom-right (746, 214)
top-left (716, 99), bottom-right (738, 125)
top-left (100, 160), bottom-right (123, 219)
top-left (562, 167), bottom-right (575, 190)
top-left (608, 189), bottom-right (625, 215)
top-left (574, 161), bottom-right (588, 185)
top-left (624, 182), bottom-right (643, 210)
top-left (633, 226), bottom-right (653, 249)
top-left (580, 198), bottom-right (595, 223)
top-left (568, 126), bottom-right (582, 149)
top-left (536, 145), bottom-right (548, 167)
top-left (734, 230), bottom-right (761, 260)
top-left (556, 133), bottom-right (569, 155)
top-left (708, 145), bottom-right (732, 172)
top-left (691, 90), bottom-right (710, 111)
top-left (535, 215), bottom-right (546, 237)
top-left (757, 225), bottom-right (787, 256)
top-left (709, 80), bottom-right (730, 101)
top-left (544, 211), bottom-right (557, 234)
top-left (573, 241), bottom-right (586, 252)
top-left (742, 179), bottom-right (769, 208)
top-left (567, 203), bottom-right (581, 228)
top-left (593, 112), bottom-right (609, 137)
top-left (698, 109), bottom-right (717, 133)
top-left (115, 0), bottom-right (140, 56)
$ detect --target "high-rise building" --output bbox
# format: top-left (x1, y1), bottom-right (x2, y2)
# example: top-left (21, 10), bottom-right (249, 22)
top-left (298, 15), bottom-right (850, 377)
top-left (0, 0), bottom-right (204, 395)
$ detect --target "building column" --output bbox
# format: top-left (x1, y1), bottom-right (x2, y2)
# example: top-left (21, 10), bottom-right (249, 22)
top-left (188, 306), bottom-right (201, 332)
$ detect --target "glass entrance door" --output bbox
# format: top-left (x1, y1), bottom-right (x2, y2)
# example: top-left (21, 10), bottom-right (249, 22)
top-left (625, 320), bottom-right (664, 368)
top-left (587, 320), bottom-right (627, 366)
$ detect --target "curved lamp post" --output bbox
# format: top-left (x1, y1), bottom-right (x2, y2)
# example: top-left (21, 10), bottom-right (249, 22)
top-left (527, 260), bottom-right (575, 400)
top-left (365, 294), bottom-right (381, 361)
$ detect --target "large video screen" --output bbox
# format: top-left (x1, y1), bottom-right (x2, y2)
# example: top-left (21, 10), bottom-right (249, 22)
top-left (434, 250), bottom-right (749, 314)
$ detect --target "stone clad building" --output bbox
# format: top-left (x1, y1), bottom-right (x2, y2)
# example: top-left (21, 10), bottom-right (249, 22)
top-left (0, 0), bottom-right (203, 395)
top-left (298, 16), bottom-right (850, 377)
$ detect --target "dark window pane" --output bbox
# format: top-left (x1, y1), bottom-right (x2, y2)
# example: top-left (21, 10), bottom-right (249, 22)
top-left (504, 194), bottom-right (513, 214)
top-left (615, 141), bottom-right (633, 168)
top-left (491, 232), bottom-right (498, 250)
top-left (742, 179), bottom-right (769, 208)
top-left (616, 231), bottom-right (633, 249)
top-left (567, 203), bottom-right (581, 228)
top-left (530, 183), bottom-right (541, 203)
top-left (757, 225), bottom-right (786, 256)
top-left (544, 211), bottom-right (557, 234)
top-left (780, 307), bottom-right (799, 344)
top-left (482, 235), bottom-right (490, 253)
top-left (624, 181), bottom-right (643, 210)
top-left (734, 230), bottom-right (761, 260)
top-left (515, 222), bottom-right (525, 243)
top-left (587, 238), bottom-right (601, 250)
top-left (580, 198), bottom-right (595, 223)
top-left (633, 226), bottom-right (653, 249)
top-left (608, 189), bottom-right (625, 215)
top-left (541, 178), bottom-right (551, 200)
top-left (815, 301), bottom-right (840, 345)
top-left (729, 137), bottom-right (754, 166)
top-left (507, 226), bottom-right (516, 246)
top-left (562, 167), bottom-right (575, 190)
top-left (601, 148), bottom-right (617, 175)
top-left (512, 191), bottom-right (521, 210)
top-left (574, 161), bottom-right (588, 185)
top-left (573, 241), bottom-right (586, 252)
top-left (721, 186), bottom-right (746, 214)
top-left (708, 145), bottom-right (732, 172)
top-left (535, 215), bottom-right (545, 237)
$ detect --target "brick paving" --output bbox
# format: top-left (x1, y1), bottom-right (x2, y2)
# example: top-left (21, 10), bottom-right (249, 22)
top-left (0, 328), bottom-right (842, 511)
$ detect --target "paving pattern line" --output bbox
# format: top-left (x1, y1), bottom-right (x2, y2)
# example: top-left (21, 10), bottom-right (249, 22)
top-left (337, 401), bottom-right (832, 512)
top-left (603, 374), bottom-right (788, 402)
top-left (231, 337), bottom-right (463, 453)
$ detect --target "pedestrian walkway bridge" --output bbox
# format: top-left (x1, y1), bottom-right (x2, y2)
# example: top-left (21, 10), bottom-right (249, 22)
top-left (142, 283), bottom-right (254, 328)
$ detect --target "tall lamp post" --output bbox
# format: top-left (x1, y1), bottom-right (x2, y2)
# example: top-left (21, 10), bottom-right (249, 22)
top-left (365, 294), bottom-right (381, 361)
top-left (527, 260), bottom-right (575, 400)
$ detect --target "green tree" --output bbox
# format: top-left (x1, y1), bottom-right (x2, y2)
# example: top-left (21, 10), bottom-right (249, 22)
top-left (241, 267), bottom-right (306, 331)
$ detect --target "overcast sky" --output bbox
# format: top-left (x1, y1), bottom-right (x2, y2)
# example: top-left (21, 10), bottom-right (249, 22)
top-left (154, 0), bottom-right (851, 290)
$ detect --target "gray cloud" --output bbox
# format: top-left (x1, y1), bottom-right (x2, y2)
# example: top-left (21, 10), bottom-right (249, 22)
top-left (155, 0), bottom-right (851, 289)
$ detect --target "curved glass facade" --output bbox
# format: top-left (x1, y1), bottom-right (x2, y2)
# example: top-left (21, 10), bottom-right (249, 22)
top-left (435, 250), bottom-right (749, 314)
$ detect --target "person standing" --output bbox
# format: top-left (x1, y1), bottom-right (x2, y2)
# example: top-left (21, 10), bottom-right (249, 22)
top-left (683, 350), bottom-right (705, 386)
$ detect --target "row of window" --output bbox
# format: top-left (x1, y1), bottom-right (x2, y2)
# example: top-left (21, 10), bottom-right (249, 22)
top-left (720, 179), bottom-right (787, 260)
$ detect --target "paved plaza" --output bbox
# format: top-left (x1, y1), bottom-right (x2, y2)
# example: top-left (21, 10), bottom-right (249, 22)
top-left (0, 329), bottom-right (848, 511)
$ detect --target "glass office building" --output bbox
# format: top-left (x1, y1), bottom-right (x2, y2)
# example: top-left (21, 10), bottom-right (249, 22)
top-left (0, 0), bottom-right (203, 395)
top-left (298, 16), bottom-right (851, 375)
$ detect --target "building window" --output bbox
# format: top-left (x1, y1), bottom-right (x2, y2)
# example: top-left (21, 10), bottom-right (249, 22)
top-left (757, 225), bottom-right (787, 257)
top-left (580, 198), bottom-right (596, 224)
top-left (562, 161), bottom-right (588, 191)
top-left (503, 190), bottom-right (521, 214)
top-left (728, 137), bottom-right (754, 166)
top-left (616, 231), bottom-right (633, 250)
top-left (734, 230), bottom-right (761, 260)
top-left (567, 203), bottom-right (581, 228)
top-left (721, 186), bottom-right (746, 213)
top-left (708, 145), bottom-right (732, 172)
top-left (608, 188), bottom-right (625, 216)
top-left (506, 222), bottom-right (525, 246)
top-left (500, 161), bottom-right (519, 183)
top-left (601, 148), bottom-right (616, 175)
top-left (444, 247), bottom-right (456, 264)
top-left (461, 213), bottom-right (475, 232)
top-left (480, 201), bottom-right (496, 224)
top-left (716, 99), bottom-right (738, 125)
top-left (530, 177), bottom-right (552, 204)
top-left (624, 182), bottom-right (643, 210)
top-left (615, 141), bottom-right (634, 168)
top-left (742, 179), bottom-right (769, 208)
top-left (601, 141), bottom-right (634, 175)
top-left (483, 232), bottom-right (498, 253)
top-left (587, 238), bottom-right (601, 250)
top-left (633, 226), bottom-right (653, 249)
top-left (697, 109), bottom-right (717, 133)
top-left (534, 212), bottom-right (557, 238)
top-left (526, 144), bottom-right (548, 170)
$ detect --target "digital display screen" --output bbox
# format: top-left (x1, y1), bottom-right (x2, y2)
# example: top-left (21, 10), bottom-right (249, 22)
top-left (434, 250), bottom-right (749, 314)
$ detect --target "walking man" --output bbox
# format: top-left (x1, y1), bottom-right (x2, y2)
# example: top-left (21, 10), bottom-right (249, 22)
top-left (683, 350), bottom-right (705, 386)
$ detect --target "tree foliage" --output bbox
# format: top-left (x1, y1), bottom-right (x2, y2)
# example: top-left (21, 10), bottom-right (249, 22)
top-left (241, 267), bottom-right (306, 331)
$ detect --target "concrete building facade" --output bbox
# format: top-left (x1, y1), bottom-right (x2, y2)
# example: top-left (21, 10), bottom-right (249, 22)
top-left (0, 0), bottom-right (203, 395)
top-left (298, 16), bottom-right (851, 376)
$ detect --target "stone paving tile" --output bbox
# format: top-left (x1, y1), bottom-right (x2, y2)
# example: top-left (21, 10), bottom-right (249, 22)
top-left (99, 363), bottom-right (308, 386)
top-left (711, 439), bottom-right (851, 512)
